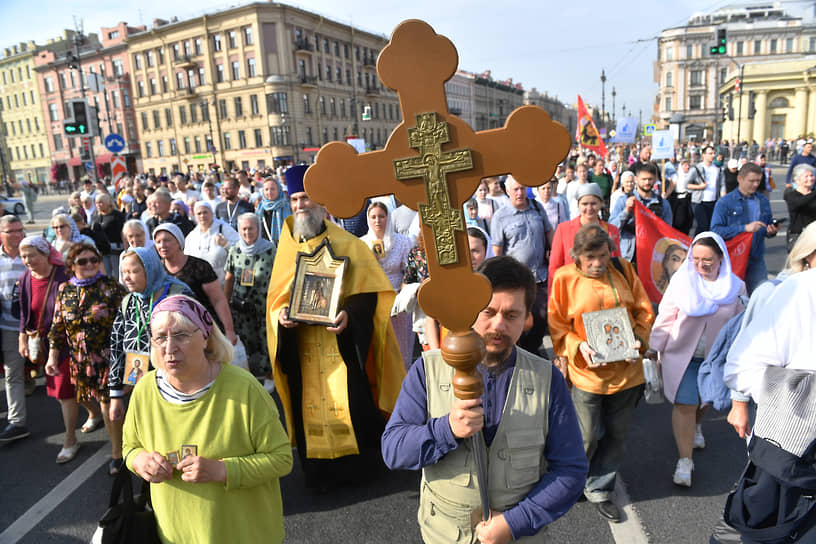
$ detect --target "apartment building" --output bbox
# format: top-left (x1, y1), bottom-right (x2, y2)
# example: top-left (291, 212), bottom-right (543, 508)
top-left (655, 3), bottom-right (816, 141)
top-left (126, 3), bottom-right (400, 175)
top-left (34, 23), bottom-right (144, 183)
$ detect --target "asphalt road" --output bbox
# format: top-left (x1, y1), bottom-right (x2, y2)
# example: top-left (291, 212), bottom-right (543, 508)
top-left (0, 165), bottom-right (793, 543)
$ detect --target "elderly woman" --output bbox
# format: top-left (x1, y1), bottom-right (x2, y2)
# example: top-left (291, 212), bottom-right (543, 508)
top-left (17, 237), bottom-right (78, 462)
top-left (91, 192), bottom-right (126, 280)
top-left (646, 233), bottom-right (745, 488)
top-left (361, 202), bottom-right (413, 369)
top-left (108, 247), bottom-right (192, 469)
top-left (224, 213), bottom-right (276, 377)
top-left (256, 177), bottom-right (291, 245)
top-left (783, 163), bottom-right (816, 251)
top-left (610, 171), bottom-right (635, 213)
top-left (51, 214), bottom-right (94, 261)
top-left (548, 183), bottom-right (622, 295)
top-left (47, 242), bottom-right (126, 472)
top-left (549, 224), bottom-right (654, 522)
top-left (154, 223), bottom-right (236, 344)
top-left (185, 202), bottom-right (239, 285)
top-left (123, 295), bottom-right (292, 543)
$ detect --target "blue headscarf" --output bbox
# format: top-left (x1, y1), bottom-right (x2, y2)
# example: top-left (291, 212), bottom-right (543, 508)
top-left (122, 246), bottom-right (190, 301)
top-left (256, 177), bottom-right (291, 244)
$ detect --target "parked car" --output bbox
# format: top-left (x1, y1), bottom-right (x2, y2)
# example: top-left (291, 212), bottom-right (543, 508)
top-left (0, 198), bottom-right (26, 216)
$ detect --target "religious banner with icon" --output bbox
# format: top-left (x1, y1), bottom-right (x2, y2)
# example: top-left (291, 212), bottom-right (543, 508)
top-left (288, 239), bottom-right (348, 326)
top-left (634, 201), bottom-right (752, 303)
top-left (582, 307), bottom-right (640, 364)
top-left (576, 94), bottom-right (608, 158)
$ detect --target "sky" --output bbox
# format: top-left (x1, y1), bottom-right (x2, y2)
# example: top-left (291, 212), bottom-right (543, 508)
top-left (1, 0), bottom-right (813, 122)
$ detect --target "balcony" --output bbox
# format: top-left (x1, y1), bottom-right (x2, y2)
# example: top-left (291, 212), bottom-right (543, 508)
top-left (365, 85), bottom-right (380, 96)
top-left (299, 75), bottom-right (317, 87)
top-left (175, 55), bottom-right (196, 68)
top-left (295, 39), bottom-right (313, 53)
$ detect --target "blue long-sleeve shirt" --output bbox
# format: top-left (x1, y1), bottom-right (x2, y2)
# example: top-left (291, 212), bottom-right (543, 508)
top-left (609, 191), bottom-right (673, 260)
top-left (785, 152), bottom-right (816, 186)
top-left (711, 189), bottom-right (773, 264)
top-left (381, 348), bottom-right (588, 539)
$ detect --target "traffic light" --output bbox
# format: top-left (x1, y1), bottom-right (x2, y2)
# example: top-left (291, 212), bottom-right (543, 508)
top-left (748, 91), bottom-right (757, 120)
top-left (728, 94), bottom-right (735, 121)
top-left (79, 137), bottom-right (91, 161)
top-left (721, 97), bottom-right (728, 123)
top-left (63, 99), bottom-right (90, 136)
top-left (710, 28), bottom-right (727, 55)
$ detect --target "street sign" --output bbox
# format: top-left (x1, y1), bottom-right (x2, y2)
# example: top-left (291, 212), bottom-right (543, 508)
top-left (643, 123), bottom-right (656, 136)
top-left (104, 133), bottom-right (126, 153)
top-left (651, 130), bottom-right (675, 160)
top-left (111, 156), bottom-right (127, 186)
top-left (85, 161), bottom-right (95, 171)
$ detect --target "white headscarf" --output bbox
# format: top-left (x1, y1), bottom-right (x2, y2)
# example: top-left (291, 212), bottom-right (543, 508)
top-left (361, 202), bottom-right (395, 253)
top-left (664, 231), bottom-right (744, 317)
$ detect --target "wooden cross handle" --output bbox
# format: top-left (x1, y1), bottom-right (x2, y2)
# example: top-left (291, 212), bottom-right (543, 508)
top-left (441, 330), bottom-right (486, 400)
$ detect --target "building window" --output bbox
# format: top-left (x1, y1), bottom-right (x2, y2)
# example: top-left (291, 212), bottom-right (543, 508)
top-left (690, 70), bottom-right (702, 86)
top-left (736, 41), bottom-right (744, 55)
top-left (53, 134), bottom-right (63, 151)
top-left (179, 105), bottom-right (187, 124)
top-left (198, 67), bottom-right (206, 85)
top-left (303, 94), bottom-right (311, 113)
top-left (665, 47), bottom-right (673, 60)
top-left (306, 127), bottom-right (313, 145)
top-left (340, 99), bottom-right (346, 117)
top-left (219, 99), bottom-right (227, 119)
top-left (137, 81), bottom-right (145, 97)
top-left (113, 59), bottom-right (124, 76)
top-left (754, 40), bottom-right (761, 54)
top-left (323, 38), bottom-right (329, 53)
top-left (141, 112), bottom-right (149, 131)
top-left (150, 78), bottom-right (157, 95)
top-left (270, 126), bottom-right (290, 146)
top-left (175, 72), bottom-right (184, 90)
top-left (344, 43), bottom-right (350, 58)
top-left (157, 140), bottom-right (165, 157)
top-left (157, 47), bottom-right (164, 64)
top-left (231, 61), bottom-right (240, 80)
top-left (213, 34), bottom-right (222, 52)
top-left (190, 103), bottom-right (198, 123)
top-left (184, 41), bottom-right (192, 57)
top-left (330, 97), bottom-right (336, 116)
top-left (268, 92), bottom-right (288, 113)
top-left (134, 54), bottom-right (142, 70)
top-left (336, 67), bottom-right (342, 83)
top-left (228, 31), bottom-right (237, 49)
top-left (184, 137), bottom-right (191, 154)
top-left (234, 97), bottom-right (243, 117)
top-left (201, 103), bottom-right (210, 121)
top-left (355, 46), bottom-right (360, 61)
top-left (689, 95), bottom-right (702, 110)
top-left (153, 110), bottom-right (161, 129)
top-left (170, 138), bottom-right (177, 155)
top-left (317, 63), bottom-right (322, 81)
top-left (325, 65), bottom-right (331, 81)
top-left (247, 58), bottom-right (256, 77)
top-left (48, 103), bottom-right (59, 121)
top-left (250, 94), bottom-right (259, 115)
top-left (811, 37), bottom-right (816, 52)
top-left (165, 108), bottom-right (173, 127)
top-left (216, 64), bottom-right (225, 83)
top-left (665, 72), bottom-right (673, 87)
top-left (173, 44), bottom-right (180, 60)
top-left (254, 128), bottom-right (263, 147)
top-left (188, 69), bottom-right (196, 89)
top-left (322, 127), bottom-right (329, 144)
top-left (686, 44), bottom-right (692, 58)
top-left (44, 77), bottom-right (54, 92)
top-left (194, 38), bottom-right (202, 56)
top-left (770, 39), bottom-right (777, 54)
top-left (320, 96), bottom-right (326, 114)
top-left (194, 136), bottom-right (201, 153)
top-left (665, 96), bottom-right (672, 111)
top-left (244, 27), bottom-right (253, 45)
top-left (346, 69), bottom-right (352, 86)
top-left (161, 75), bottom-right (169, 93)
top-left (720, 68), bottom-right (727, 84)
top-left (224, 132), bottom-right (231, 150)
top-left (238, 130), bottom-right (247, 149)
top-left (147, 51), bottom-right (154, 67)
top-left (786, 37), bottom-right (794, 53)
top-left (145, 142), bottom-right (152, 158)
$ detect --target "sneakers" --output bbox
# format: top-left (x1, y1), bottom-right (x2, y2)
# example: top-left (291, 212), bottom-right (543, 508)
top-left (0, 423), bottom-right (30, 443)
top-left (596, 500), bottom-right (622, 522)
top-left (673, 457), bottom-right (694, 487)
top-left (694, 424), bottom-right (705, 449)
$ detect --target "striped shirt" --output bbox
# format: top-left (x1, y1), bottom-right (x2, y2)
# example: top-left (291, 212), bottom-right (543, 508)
top-left (0, 246), bottom-right (25, 331)
top-left (155, 369), bottom-right (215, 404)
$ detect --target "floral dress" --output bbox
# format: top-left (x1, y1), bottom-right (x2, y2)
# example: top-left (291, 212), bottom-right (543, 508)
top-left (225, 244), bottom-right (277, 376)
top-left (403, 246), bottom-right (429, 284)
top-left (48, 276), bottom-right (126, 402)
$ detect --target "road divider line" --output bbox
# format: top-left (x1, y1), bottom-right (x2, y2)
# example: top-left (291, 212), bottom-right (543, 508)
top-left (609, 478), bottom-right (649, 544)
top-left (0, 445), bottom-right (108, 544)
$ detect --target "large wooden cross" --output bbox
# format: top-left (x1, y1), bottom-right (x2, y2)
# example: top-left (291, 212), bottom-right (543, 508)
top-left (304, 19), bottom-right (570, 394)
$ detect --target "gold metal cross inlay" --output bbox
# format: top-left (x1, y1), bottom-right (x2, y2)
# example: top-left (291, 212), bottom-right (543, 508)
top-left (394, 112), bottom-right (473, 265)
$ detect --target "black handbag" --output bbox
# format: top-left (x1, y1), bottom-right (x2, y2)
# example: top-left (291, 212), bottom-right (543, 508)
top-left (93, 464), bottom-right (161, 544)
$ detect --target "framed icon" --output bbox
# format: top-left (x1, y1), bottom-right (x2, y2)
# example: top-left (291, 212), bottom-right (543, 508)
top-left (124, 352), bottom-right (148, 385)
top-left (181, 444), bottom-right (197, 460)
top-left (581, 307), bottom-right (640, 364)
top-left (288, 239), bottom-right (348, 326)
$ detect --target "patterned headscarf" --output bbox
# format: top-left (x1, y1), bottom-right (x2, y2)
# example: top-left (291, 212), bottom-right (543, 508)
top-left (151, 295), bottom-right (213, 339)
top-left (20, 235), bottom-right (63, 265)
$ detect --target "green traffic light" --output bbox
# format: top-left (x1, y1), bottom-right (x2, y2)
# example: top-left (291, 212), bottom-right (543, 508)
top-left (79, 125), bottom-right (86, 133)
top-left (711, 46), bottom-right (719, 54)
top-left (718, 45), bottom-right (726, 54)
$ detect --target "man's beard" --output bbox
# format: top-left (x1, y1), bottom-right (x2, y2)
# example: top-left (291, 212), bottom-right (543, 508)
top-left (292, 208), bottom-right (325, 240)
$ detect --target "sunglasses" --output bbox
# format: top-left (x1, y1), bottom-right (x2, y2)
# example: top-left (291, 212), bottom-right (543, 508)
top-left (75, 256), bottom-right (100, 266)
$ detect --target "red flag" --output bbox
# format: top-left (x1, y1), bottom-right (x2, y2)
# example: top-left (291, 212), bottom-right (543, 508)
top-left (633, 201), bottom-right (752, 303)
top-left (576, 95), bottom-right (608, 158)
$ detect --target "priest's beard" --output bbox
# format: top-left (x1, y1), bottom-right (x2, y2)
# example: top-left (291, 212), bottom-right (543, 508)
top-left (292, 208), bottom-right (326, 240)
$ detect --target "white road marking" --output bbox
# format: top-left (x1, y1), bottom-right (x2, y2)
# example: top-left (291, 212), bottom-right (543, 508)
top-left (0, 445), bottom-right (109, 544)
top-left (609, 478), bottom-right (650, 544)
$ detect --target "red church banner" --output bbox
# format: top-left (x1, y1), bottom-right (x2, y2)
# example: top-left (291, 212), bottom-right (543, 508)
top-left (633, 201), bottom-right (752, 304)
top-left (576, 94), bottom-right (608, 158)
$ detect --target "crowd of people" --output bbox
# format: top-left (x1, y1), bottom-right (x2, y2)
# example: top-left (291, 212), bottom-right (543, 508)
top-left (0, 138), bottom-right (812, 542)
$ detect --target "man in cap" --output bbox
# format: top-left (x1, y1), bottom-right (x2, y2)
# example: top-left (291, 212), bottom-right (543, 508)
top-left (266, 165), bottom-right (405, 488)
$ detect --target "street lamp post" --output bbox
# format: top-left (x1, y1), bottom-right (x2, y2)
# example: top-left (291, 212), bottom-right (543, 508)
top-left (612, 87), bottom-right (616, 127)
top-left (600, 69), bottom-right (606, 131)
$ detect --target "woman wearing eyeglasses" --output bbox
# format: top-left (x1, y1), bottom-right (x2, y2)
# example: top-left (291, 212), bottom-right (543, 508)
top-left (124, 295), bottom-right (292, 543)
top-left (47, 242), bottom-right (126, 474)
top-left (50, 214), bottom-right (94, 262)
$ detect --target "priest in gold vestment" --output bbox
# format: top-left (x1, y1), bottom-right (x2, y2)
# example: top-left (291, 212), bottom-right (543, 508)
top-left (266, 165), bottom-right (405, 486)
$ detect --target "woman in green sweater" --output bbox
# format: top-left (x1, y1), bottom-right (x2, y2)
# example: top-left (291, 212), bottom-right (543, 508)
top-left (123, 295), bottom-right (292, 543)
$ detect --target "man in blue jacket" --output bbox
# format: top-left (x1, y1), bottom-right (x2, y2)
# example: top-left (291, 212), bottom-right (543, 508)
top-left (711, 163), bottom-right (778, 294)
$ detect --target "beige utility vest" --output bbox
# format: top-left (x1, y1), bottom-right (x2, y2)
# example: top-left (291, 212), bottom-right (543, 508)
top-left (419, 349), bottom-right (552, 544)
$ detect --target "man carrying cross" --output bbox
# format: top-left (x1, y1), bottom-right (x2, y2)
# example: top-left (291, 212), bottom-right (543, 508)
top-left (265, 165), bottom-right (405, 488)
